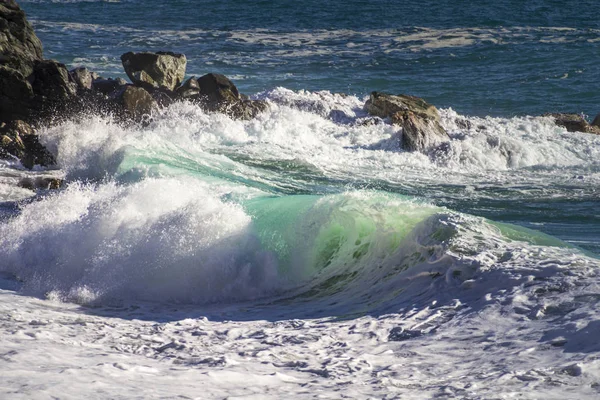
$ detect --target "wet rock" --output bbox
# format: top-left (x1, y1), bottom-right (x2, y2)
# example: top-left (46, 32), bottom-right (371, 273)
top-left (365, 92), bottom-right (450, 152)
top-left (121, 51), bottom-right (186, 91)
top-left (0, 0), bottom-right (43, 77)
top-left (117, 86), bottom-right (158, 122)
top-left (196, 73), bottom-right (240, 104)
top-left (393, 111), bottom-right (450, 152)
top-left (175, 76), bottom-right (200, 99)
top-left (69, 67), bottom-right (94, 91)
top-left (92, 77), bottom-right (128, 95)
top-left (18, 177), bottom-right (63, 190)
top-left (192, 73), bottom-right (268, 119)
top-left (0, 65), bottom-right (35, 122)
top-left (30, 60), bottom-right (77, 102)
top-left (545, 113), bottom-right (600, 134)
top-left (365, 92), bottom-right (441, 122)
top-left (591, 113), bottom-right (600, 128)
top-left (388, 327), bottom-right (422, 342)
top-left (0, 120), bottom-right (55, 168)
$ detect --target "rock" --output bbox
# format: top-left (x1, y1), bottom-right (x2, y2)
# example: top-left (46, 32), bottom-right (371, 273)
top-left (117, 86), bottom-right (157, 122)
top-left (388, 327), bottom-right (422, 342)
top-left (0, 65), bottom-right (35, 122)
top-left (591, 113), bottom-right (600, 128)
top-left (189, 73), bottom-right (268, 119)
top-left (92, 77), bottom-right (127, 95)
top-left (196, 73), bottom-right (240, 103)
top-left (121, 51), bottom-right (186, 91)
top-left (546, 113), bottom-right (600, 135)
top-left (365, 92), bottom-right (441, 122)
top-left (0, 0), bottom-right (43, 77)
top-left (18, 177), bottom-right (62, 190)
top-left (365, 92), bottom-right (449, 152)
top-left (69, 67), bottom-right (94, 91)
top-left (393, 111), bottom-right (450, 152)
top-left (175, 76), bottom-right (200, 99)
top-left (30, 60), bottom-right (77, 102)
top-left (0, 120), bottom-right (55, 168)
top-left (546, 113), bottom-right (589, 132)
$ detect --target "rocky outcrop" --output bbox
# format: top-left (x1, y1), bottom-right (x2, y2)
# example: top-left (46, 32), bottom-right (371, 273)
top-left (0, 0), bottom-right (43, 77)
top-left (121, 51), bottom-right (186, 91)
top-left (545, 113), bottom-right (600, 135)
top-left (365, 92), bottom-right (450, 152)
top-left (0, 120), bottom-right (55, 168)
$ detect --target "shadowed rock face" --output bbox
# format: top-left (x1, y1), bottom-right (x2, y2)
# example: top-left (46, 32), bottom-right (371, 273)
top-left (121, 51), bottom-right (187, 91)
top-left (365, 92), bottom-right (450, 153)
top-left (0, 0), bottom-right (43, 77)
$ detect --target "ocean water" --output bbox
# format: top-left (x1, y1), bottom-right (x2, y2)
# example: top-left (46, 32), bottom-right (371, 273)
top-left (1, 1), bottom-right (600, 398)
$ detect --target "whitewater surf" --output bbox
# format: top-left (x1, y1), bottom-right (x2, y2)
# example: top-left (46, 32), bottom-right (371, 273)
top-left (2, 0), bottom-right (600, 398)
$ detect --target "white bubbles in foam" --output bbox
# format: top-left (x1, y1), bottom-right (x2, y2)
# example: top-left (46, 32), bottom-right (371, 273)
top-left (0, 178), bottom-right (280, 304)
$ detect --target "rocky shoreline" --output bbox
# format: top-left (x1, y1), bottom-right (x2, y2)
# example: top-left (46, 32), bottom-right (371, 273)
top-left (1, 0), bottom-right (599, 173)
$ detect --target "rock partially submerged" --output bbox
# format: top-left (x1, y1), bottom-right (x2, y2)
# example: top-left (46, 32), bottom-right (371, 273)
top-left (0, 120), bottom-right (55, 168)
top-left (365, 92), bottom-right (450, 152)
top-left (191, 73), bottom-right (268, 120)
top-left (121, 51), bottom-right (187, 91)
top-left (545, 113), bottom-right (600, 135)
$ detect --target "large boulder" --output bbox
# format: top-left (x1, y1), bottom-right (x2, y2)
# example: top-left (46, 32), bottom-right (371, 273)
top-left (365, 92), bottom-right (450, 152)
top-left (0, 0), bottom-right (43, 77)
top-left (121, 51), bottom-right (186, 91)
top-left (545, 113), bottom-right (600, 135)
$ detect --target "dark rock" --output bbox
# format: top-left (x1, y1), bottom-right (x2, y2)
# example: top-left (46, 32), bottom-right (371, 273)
top-left (0, 0), bottom-right (43, 77)
top-left (187, 73), bottom-right (268, 120)
top-left (393, 111), bottom-right (450, 152)
top-left (388, 327), bottom-right (422, 342)
top-left (121, 51), bottom-right (186, 91)
top-left (455, 118), bottom-right (472, 130)
top-left (69, 67), bottom-right (93, 91)
top-left (591, 113), bottom-right (600, 128)
top-left (196, 73), bottom-right (240, 104)
top-left (92, 77), bottom-right (127, 95)
top-left (364, 92), bottom-right (449, 152)
top-left (175, 76), bottom-right (200, 99)
top-left (0, 120), bottom-right (55, 168)
top-left (117, 86), bottom-right (157, 122)
top-left (149, 88), bottom-right (175, 108)
top-left (18, 177), bottom-right (63, 190)
top-left (0, 65), bottom-right (35, 122)
top-left (545, 113), bottom-right (600, 135)
top-left (30, 59), bottom-right (77, 102)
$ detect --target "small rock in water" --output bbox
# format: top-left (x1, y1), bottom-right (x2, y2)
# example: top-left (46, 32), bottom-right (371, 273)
top-left (545, 113), bottom-right (600, 134)
top-left (388, 327), bottom-right (422, 342)
top-left (364, 92), bottom-right (450, 153)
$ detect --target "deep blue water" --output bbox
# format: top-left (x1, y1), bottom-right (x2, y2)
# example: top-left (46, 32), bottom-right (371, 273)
top-left (20, 0), bottom-right (600, 118)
